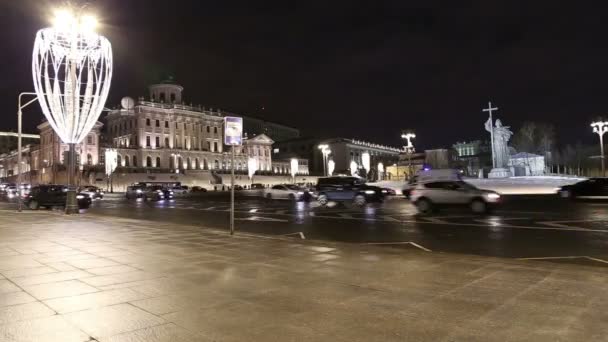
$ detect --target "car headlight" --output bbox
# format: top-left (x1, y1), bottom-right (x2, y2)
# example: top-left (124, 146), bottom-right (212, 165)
top-left (136, 189), bottom-right (142, 193)
top-left (76, 195), bottom-right (85, 199)
top-left (169, 191), bottom-right (174, 195)
top-left (487, 193), bottom-right (500, 199)
top-left (297, 191), bottom-right (304, 195)
top-left (364, 190), bottom-right (376, 195)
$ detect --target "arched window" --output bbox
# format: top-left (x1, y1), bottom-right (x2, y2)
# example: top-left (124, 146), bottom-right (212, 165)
top-left (170, 157), bottom-right (175, 169)
top-left (178, 157), bottom-right (183, 169)
top-left (124, 155), bottom-right (130, 167)
top-left (186, 157), bottom-right (191, 170)
top-left (203, 159), bottom-right (208, 170)
top-left (146, 156), bottom-right (152, 167)
top-left (87, 154), bottom-right (92, 165)
top-left (214, 160), bottom-right (219, 170)
top-left (117, 155), bottom-right (122, 167)
top-left (195, 158), bottom-right (200, 169)
top-left (156, 157), bottom-right (161, 168)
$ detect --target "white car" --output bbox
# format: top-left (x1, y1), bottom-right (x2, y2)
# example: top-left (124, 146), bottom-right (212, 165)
top-left (264, 184), bottom-right (304, 200)
top-left (410, 180), bottom-right (501, 214)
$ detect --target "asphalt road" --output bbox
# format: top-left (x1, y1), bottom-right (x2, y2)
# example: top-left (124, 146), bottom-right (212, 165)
top-left (3, 191), bottom-right (608, 264)
top-left (61, 191), bottom-right (608, 264)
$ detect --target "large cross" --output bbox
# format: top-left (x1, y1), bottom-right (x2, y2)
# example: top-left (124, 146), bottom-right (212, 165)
top-left (482, 101), bottom-right (498, 117)
top-left (482, 101), bottom-right (498, 168)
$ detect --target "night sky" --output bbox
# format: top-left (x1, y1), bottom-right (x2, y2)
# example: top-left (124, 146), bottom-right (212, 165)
top-left (1, 0), bottom-right (607, 149)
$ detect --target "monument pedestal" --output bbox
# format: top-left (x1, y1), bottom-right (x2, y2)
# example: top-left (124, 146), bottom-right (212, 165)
top-left (488, 167), bottom-right (512, 178)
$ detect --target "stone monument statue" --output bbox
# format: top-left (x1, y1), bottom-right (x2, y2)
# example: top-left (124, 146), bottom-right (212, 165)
top-left (483, 102), bottom-right (513, 178)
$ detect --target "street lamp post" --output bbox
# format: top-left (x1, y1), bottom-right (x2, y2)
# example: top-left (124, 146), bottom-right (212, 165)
top-left (401, 132), bottom-right (416, 180)
top-left (16, 92), bottom-right (40, 212)
top-left (591, 121), bottom-right (608, 176)
top-left (32, 6), bottom-right (112, 214)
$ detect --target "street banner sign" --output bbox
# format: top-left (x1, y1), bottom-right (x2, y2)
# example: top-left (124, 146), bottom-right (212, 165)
top-left (224, 116), bottom-right (243, 146)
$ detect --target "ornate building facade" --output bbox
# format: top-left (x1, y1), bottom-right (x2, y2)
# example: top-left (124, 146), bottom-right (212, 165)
top-left (105, 81), bottom-right (274, 173)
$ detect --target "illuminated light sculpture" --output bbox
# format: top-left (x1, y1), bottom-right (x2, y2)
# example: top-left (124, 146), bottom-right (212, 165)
top-left (327, 159), bottom-right (335, 176)
top-left (32, 7), bottom-right (112, 213)
top-left (318, 144), bottom-right (331, 176)
top-left (350, 160), bottom-right (358, 177)
top-left (362, 152), bottom-right (371, 175)
top-left (104, 149), bottom-right (118, 192)
top-left (377, 162), bottom-right (384, 180)
top-left (248, 157), bottom-right (258, 182)
top-left (591, 120), bottom-right (608, 176)
top-left (290, 158), bottom-right (298, 183)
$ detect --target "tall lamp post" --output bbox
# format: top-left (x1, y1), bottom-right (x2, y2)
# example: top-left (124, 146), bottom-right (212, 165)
top-left (591, 121), bottom-right (608, 176)
top-left (401, 132), bottom-right (416, 180)
top-left (32, 6), bottom-right (112, 214)
top-left (318, 144), bottom-right (331, 176)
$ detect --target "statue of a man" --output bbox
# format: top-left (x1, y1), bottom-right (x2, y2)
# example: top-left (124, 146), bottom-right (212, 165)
top-left (487, 119), bottom-right (513, 168)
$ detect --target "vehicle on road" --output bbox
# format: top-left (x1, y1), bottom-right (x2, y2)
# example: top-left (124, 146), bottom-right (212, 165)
top-left (126, 185), bottom-right (146, 199)
top-left (381, 188), bottom-right (397, 196)
top-left (149, 185), bottom-right (174, 200)
top-left (79, 186), bottom-right (104, 199)
top-left (170, 186), bottom-right (189, 195)
top-left (191, 186), bottom-right (208, 193)
top-left (24, 185), bottom-right (92, 210)
top-left (558, 178), bottom-right (608, 200)
top-left (141, 186), bottom-right (165, 201)
top-left (264, 184), bottom-right (305, 201)
top-left (410, 180), bottom-right (500, 214)
top-left (403, 169), bottom-right (463, 199)
top-left (315, 176), bottom-right (383, 206)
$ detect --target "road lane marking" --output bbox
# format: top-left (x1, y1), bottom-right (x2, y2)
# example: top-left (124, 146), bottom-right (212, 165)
top-left (518, 256), bottom-right (608, 264)
top-left (339, 213), bottom-right (355, 219)
top-left (363, 241), bottom-right (432, 252)
top-left (235, 216), bottom-right (289, 222)
top-left (283, 232), bottom-right (306, 239)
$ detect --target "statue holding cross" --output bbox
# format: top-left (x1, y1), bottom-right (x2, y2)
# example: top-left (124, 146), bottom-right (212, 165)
top-left (483, 102), bottom-right (513, 178)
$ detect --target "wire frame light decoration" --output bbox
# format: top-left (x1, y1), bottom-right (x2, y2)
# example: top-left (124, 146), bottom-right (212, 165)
top-left (32, 8), bottom-right (113, 144)
top-left (327, 159), bottom-right (335, 176)
top-left (248, 157), bottom-right (258, 179)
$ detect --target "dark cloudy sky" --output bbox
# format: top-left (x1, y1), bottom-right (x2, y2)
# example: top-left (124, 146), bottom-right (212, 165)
top-left (1, 0), bottom-right (606, 149)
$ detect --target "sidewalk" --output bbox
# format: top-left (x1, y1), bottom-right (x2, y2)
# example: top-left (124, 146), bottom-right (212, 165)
top-left (0, 210), bottom-right (605, 341)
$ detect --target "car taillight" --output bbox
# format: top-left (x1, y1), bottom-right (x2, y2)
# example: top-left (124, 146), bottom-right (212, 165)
top-left (410, 190), bottom-right (417, 197)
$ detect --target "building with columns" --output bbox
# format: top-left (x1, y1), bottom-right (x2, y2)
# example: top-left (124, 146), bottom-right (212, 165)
top-left (105, 81), bottom-right (277, 174)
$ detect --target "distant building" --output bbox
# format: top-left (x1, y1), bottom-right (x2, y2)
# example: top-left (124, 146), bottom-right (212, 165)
top-left (105, 81), bottom-right (278, 173)
top-left (275, 137), bottom-right (401, 176)
top-left (509, 152), bottom-right (546, 176)
top-left (452, 140), bottom-right (491, 177)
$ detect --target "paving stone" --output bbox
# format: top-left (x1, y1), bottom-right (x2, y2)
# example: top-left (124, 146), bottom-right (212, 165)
top-left (0, 280), bottom-right (21, 294)
top-left (0, 302), bottom-right (55, 324)
top-left (0, 315), bottom-right (90, 342)
top-left (81, 271), bottom-right (162, 287)
top-left (0, 291), bottom-right (37, 308)
top-left (2, 266), bottom-right (58, 279)
top-left (12, 270), bottom-right (93, 286)
top-left (44, 288), bottom-right (149, 314)
top-left (66, 257), bottom-right (122, 269)
top-left (23, 280), bottom-right (99, 300)
top-left (64, 303), bottom-right (165, 338)
top-left (105, 323), bottom-right (206, 342)
top-left (86, 265), bottom-right (139, 276)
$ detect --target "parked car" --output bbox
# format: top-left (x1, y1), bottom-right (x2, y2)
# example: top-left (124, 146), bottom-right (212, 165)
top-left (264, 184), bottom-right (305, 200)
top-left (79, 186), bottom-right (104, 199)
top-left (410, 180), bottom-right (501, 214)
top-left (558, 178), bottom-right (608, 200)
top-left (191, 186), bottom-right (208, 193)
top-left (126, 185), bottom-right (146, 199)
top-left (315, 176), bottom-right (384, 206)
top-left (24, 185), bottom-right (92, 210)
top-left (251, 183), bottom-right (265, 190)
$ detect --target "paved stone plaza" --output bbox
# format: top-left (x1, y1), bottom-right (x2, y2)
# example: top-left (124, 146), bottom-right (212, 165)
top-left (0, 209), bottom-right (605, 341)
